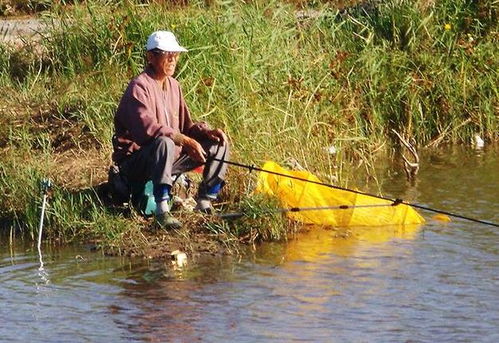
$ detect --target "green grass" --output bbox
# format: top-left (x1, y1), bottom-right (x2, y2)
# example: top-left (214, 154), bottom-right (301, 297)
top-left (207, 193), bottom-right (294, 243)
top-left (0, 0), bottom-right (497, 252)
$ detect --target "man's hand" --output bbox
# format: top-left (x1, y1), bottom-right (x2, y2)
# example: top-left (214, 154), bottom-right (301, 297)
top-left (206, 129), bottom-right (227, 144)
top-left (182, 136), bottom-right (206, 163)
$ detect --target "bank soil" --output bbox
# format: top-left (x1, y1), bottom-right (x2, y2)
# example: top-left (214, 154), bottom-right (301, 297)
top-left (102, 209), bottom-right (240, 259)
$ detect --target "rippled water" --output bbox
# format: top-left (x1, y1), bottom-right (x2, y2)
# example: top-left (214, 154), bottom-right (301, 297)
top-left (1, 147), bottom-right (498, 342)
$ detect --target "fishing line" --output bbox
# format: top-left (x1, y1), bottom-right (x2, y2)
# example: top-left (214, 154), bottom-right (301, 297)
top-left (209, 158), bottom-right (499, 227)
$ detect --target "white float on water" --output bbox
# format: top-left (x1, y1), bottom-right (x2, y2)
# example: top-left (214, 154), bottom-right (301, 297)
top-left (473, 134), bottom-right (485, 149)
top-left (171, 250), bottom-right (187, 267)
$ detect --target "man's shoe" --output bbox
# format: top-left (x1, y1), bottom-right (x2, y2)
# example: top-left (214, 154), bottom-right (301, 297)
top-left (155, 212), bottom-right (182, 230)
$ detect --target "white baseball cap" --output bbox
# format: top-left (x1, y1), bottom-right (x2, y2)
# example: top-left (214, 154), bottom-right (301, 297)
top-left (146, 31), bottom-right (188, 52)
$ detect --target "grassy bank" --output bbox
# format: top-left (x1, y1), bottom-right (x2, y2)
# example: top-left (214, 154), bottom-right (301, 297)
top-left (0, 0), bottom-right (497, 256)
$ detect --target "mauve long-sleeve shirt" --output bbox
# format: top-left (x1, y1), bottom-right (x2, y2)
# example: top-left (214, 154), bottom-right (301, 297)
top-left (112, 67), bottom-right (209, 162)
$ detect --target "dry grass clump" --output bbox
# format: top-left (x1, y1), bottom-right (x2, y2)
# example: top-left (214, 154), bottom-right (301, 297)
top-left (0, 0), bottom-right (52, 16)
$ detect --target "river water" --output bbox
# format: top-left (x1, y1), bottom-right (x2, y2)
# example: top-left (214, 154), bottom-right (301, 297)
top-left (1, 147), bottom-right (498, 342)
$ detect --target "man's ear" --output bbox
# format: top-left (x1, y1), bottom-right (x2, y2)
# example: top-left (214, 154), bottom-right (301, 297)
top-left (145, 51), bottom-right (154, 65)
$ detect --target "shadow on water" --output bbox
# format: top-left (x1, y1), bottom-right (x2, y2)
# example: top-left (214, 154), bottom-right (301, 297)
top-left (109, 254), bottom-right (242, 342)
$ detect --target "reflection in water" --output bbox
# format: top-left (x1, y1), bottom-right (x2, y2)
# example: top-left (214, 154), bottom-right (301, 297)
top-left (283, 224), bottom-right (421, 262)
top-left (117, 257), bottom-right (237, 342)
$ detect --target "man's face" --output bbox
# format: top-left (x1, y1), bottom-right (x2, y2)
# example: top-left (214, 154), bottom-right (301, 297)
top-left (148, 50), bottom-right (180, 77)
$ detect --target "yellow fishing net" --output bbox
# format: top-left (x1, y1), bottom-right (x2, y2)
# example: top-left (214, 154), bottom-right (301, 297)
top-left (255, 161), bottom-right (425, 227)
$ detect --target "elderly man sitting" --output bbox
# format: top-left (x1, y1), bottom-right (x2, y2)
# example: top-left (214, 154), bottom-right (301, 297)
top-left (112, 31), bottom-right (229, 229)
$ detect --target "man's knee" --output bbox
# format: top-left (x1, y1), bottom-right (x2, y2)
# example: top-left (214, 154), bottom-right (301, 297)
top-left (153, 136), bottom-right (175, 154)
top-left (207, 141), bottom-right (230, 157)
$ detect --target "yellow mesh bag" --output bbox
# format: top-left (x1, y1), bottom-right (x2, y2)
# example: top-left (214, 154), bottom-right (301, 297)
top-left (255, 161), bottom-right (425, 227)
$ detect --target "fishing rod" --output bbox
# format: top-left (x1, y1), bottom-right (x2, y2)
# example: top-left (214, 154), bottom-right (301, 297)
top-left (209, 157), bottom-right (499, 228)
top-left (218, 203), bottom-right (404, 220)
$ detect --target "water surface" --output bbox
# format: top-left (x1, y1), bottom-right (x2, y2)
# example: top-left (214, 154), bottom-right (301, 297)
top-left (1, 147), bottom-right (498, 342)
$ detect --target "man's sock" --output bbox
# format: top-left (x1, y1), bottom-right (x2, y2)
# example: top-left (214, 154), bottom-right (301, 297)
top-left (156, 200), bottom-right (171, 215)
top-left (205, 182), bottom-right (222, 199)
top-left (196, 182), bottom-right (224, 212)
top-left (153, 184), bottom-right (171, 215)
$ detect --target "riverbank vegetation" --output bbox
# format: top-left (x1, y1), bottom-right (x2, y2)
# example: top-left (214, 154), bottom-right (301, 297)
top-left (1, 0), bottom-right (497, 257)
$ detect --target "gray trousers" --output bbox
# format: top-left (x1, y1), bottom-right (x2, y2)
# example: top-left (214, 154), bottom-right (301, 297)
top-left (119, 136), bottom-right (229, 198)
